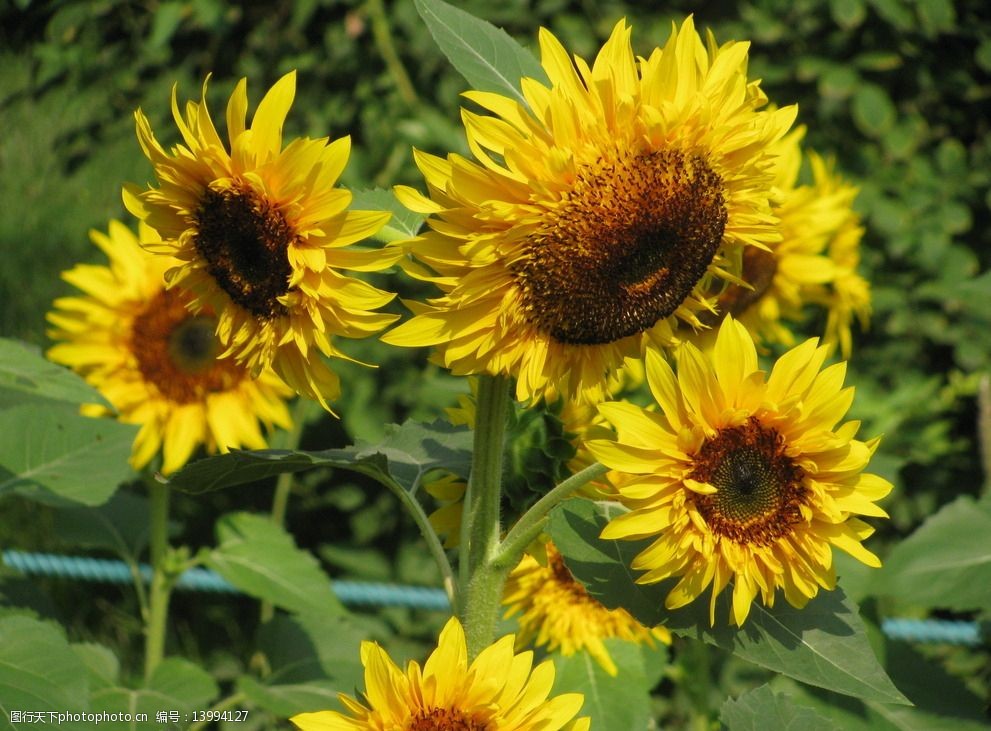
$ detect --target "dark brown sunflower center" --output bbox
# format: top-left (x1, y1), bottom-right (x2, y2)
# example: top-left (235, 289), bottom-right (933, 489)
top-left (131, 289), bottom-right (246, 404)
top-left (512, 149), bottom-right (727, 345)
top-left (194, 185), bottom-right (295, 319)
top-left (547, 545), bottom-right (597, 605)
top-left (407, 708), bottom-right (491, 731)
top-left (689, 417), bottom-right (807, 546)
top-left (699, 244), bottom-right (778, 327)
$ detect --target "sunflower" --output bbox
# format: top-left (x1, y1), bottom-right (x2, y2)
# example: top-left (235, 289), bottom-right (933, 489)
top-left (588, 316), bottom-right (891, 626)
top-left (124, 71), bottom-right (400, 410)
top-left (291, 616), bottom-right (589, 731)
top-left (503, 541), bottom-right (670, 676)
top-left (46, 220), bottom-right (292, 475)
top-left (697, 128), bottom-right (871, 357)
top-left (384, 17), bottom-right (796, 403)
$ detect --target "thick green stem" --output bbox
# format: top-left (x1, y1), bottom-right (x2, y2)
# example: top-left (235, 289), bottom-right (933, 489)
top-left (261, 398), bottom-right (309, 624)
top-left (460, 375), bottom-right (510, 660)
top-left (495, 462), bottom-right (608, 570)
top-left (144, 480), bottom-right (172, 681)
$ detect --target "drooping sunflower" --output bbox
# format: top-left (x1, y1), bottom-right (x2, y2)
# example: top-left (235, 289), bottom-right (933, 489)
top-left (291, 616), bottom-right (589, 731)
top-left (588, 317), bottom-right (891, 626)
top-left (384, 17), bottom-right (796, 403)
top-left (503, 541), bottom-right (670, 676)
top-left (46, 220), bottom-right (292, 474)
top-left (124, 71), bottom-right (400, 410)
top-left (696, 128), bottom-right (871, 357)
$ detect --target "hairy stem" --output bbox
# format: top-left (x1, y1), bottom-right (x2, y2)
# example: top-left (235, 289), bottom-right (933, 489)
top-left (460, 375), bottom-right (510, 660)
top-left (144, 480), bottom-right (172, 681)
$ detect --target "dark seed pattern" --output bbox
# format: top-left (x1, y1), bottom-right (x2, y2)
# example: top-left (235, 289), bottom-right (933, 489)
top-left (513, 149), bottom-right (727, 345)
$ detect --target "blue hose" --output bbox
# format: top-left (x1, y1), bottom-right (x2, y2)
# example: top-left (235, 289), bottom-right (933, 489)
top-left (2, 550), bottom-right (982, 644)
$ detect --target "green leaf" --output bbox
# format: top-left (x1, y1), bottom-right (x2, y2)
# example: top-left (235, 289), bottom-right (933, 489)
top-left (0, 338), bottom-right (109, 410)
top-left (72, 642), bottom-right (120, 691)
top-left (552, 641), bottom-right (651, 729)
top-left (258, 612), bottom-right (365, 686)
top-left (204, 512), bottom-right (345, 615)
top-left (168, 418), bottom-right (472, 495)
top-left (874, 495), bottom-right (991, 612)
top-left (54, 491), bottom-right (151, 558)
top-left (830, 0), bottom-right (866, 29)
top-left (548, 500), bottom-right (909, 705)
top-left (0, 615), bottom-right (88, 715)
top-left (0, 405), bottom-right (136, 506)
top-left (351, 188), bottom-right (425, 239)
top-left (413, 0), bottom-right (547, 107)
top-left (90, 658), bottom-right (219, 729)
top-left (851, 84), bottom-right (896, 138)
top-left (721, 684), bottom-right (836, 731)
top-left (236, 675), bottom-right (342, 717)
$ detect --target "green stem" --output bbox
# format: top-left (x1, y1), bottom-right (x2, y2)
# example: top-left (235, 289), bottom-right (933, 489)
top-left (460, 375), bottom-right (510, 661)
top-left (366, 0), bottom-right (418, 105)
top-left (144, 480), bottom-right (172, 681)
top-left (494, 462), bottom-right (608, 569)
top-left (260, 399), bottom-right (310, 624)
top-left (978, 374), bottom-right (991, 493)
top-left (371, 471), bottom-right (460, 615)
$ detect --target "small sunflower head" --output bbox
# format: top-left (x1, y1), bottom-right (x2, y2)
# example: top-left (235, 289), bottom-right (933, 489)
top-left (590, 316), bottom-right (892, 626)
top-left (504, 542), bottom-right (671, 676)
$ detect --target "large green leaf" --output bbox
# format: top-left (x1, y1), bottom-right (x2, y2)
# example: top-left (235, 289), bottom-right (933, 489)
top-left (54, 491), bottom-right (152, 558)
top-left (413, 0), bottom-right (547, 108)
top-left (721, 684), bottom-right (836, 731)
top-left (89, 658), bottom-right (219, 729)
top-left (0, 338), bottom-right (108, 410)
top-left (204, 512), bottom-right (344, 615)
top-left (875, 495), bottom-right (991, 612)
top-left (0, 615), bottom-right (88, 724)
top-left (258, 612), bottom-right (365, 686)
top-left (0, 404), bottom-right (136, 506)
top-left (168, 419), bottom-right (472, 495)
top-left (551, 640), bottom-right (651, 730)
top-left (548, 499), bottom-right (908, 705)
top-left (236, 676), bottom-right (343, 717)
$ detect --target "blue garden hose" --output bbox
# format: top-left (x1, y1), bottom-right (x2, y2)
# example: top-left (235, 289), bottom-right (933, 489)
top-left (1, 549), bottom-right (982, 645)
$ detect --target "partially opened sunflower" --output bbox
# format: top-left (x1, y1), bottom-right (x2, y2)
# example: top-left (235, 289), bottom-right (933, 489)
top-left (125, 71), bottom-right (400, 409)
top-left (697, 128), bottom-right (871, 356)
top-left (385, 17), bottom-right (796, 403)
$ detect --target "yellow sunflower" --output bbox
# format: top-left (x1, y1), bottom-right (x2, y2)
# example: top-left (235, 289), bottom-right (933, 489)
top-left (384, 17), bottom-right (796, 403)
top-left (503, 541), bottom-right (670, 676)
top-left (698, 128), bottom-right (871, 357)
top-left (588, 316), bottom-right (891, 626)
top-left (46, 220), bottom-right (292, 475)
top-left (291, 616), bottom-right (589, 731)
top-left (124, 71), bottom-right (400, 410)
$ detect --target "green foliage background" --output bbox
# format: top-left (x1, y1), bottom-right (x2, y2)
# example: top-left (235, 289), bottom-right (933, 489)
top-left (1, 0), bottom-right (989, 728)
